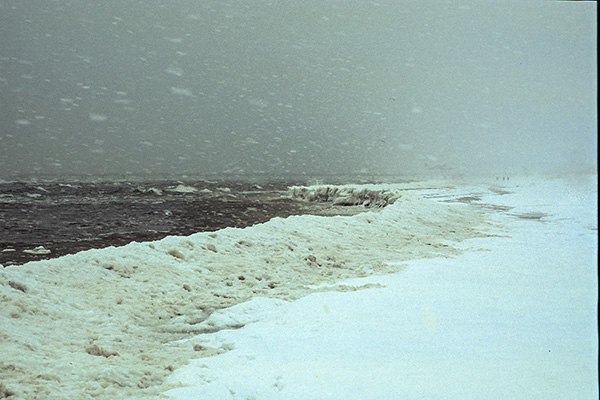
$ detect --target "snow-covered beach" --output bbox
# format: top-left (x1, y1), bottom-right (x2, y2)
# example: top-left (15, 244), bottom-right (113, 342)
top-left (164, 176), bottom-right (598, 400)
top-left (2, 0), bottom-right (596, 397)
top-left (1, 176), bottom-right (597, 399)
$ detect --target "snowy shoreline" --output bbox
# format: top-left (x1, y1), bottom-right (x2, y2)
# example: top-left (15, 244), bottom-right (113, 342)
top-left (1, 176), bottom-right (597, 399)
top-left (1, 180), bottom-right (493, 399)
top-left (164, 175), bottom-right (598, 400)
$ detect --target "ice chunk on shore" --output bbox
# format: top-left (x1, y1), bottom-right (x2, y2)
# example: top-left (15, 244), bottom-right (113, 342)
top-left (289, 186), bottom-right (400, 207)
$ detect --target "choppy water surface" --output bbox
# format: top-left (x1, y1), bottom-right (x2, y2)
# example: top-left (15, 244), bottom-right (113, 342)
top-left (0, 179), bottom-right (319, 266)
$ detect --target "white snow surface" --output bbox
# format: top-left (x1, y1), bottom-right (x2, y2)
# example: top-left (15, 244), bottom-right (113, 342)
top-left (165, 176), bottom-right (598, 400)
top-left (1, 176), bottom-right (597, 399)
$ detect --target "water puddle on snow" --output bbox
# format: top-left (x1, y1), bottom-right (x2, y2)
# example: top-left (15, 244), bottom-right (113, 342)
top-left (510, 212), bottom-right (549, 221)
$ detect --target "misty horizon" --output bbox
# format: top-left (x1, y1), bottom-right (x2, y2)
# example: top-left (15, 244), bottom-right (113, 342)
top-left (1, 0), bottom-right (597, 179)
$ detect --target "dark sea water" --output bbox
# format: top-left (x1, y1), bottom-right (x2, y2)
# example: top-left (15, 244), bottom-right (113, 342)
top-left (0, 178), bottom-right (328, 266)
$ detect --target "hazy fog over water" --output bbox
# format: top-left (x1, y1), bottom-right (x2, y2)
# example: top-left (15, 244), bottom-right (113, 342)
top-left (1, 0), bottom-right (597, 179)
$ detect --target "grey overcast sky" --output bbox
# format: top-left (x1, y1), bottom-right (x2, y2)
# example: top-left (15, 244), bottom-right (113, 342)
top-left (0, 0), bottom-right (597, 178)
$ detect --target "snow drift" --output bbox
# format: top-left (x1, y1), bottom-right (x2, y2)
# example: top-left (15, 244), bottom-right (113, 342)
top-left (0, 186), bottom-right (491, 399)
